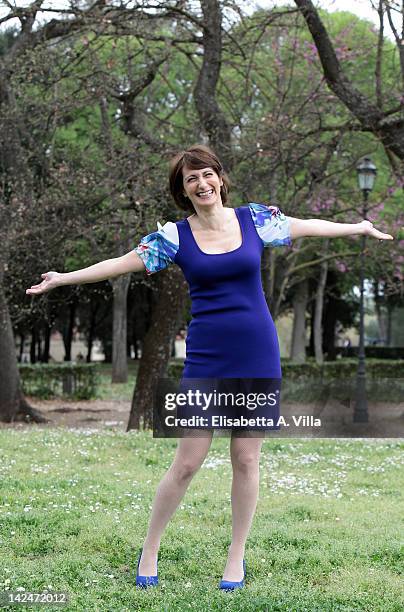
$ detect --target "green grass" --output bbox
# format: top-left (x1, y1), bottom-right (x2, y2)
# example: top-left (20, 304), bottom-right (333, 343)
top-left (95, 363), bottom-right (138, 401)
top-left (0, 431), bottom-right (403, 611)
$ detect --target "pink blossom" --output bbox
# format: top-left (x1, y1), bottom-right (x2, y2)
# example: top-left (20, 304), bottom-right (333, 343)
top-left (371, 202), bottom-right (384, 213)
top-left (336, 261), bottom-right (347, 273)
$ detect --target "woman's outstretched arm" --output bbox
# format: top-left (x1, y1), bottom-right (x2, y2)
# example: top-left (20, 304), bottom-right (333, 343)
top-left (288, 218), bottom-right (393, 241)
top-left (26, 251), bottom-right (145, 296)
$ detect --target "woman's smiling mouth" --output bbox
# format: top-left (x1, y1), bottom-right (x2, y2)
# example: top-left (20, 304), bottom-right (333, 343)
top-left (196, 189), bottom-right (214, 198)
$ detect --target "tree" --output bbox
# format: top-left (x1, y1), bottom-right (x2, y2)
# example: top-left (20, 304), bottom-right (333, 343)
top-left (294, 0), bottom-right (404, 165)
top-left (0, 1), bottom-right (147, 420)
top-left (2, 0), bottom-right (401, 425)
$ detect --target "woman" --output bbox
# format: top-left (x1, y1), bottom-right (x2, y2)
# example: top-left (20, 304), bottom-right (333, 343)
top-left (26, 144), bottom-right (393, 591)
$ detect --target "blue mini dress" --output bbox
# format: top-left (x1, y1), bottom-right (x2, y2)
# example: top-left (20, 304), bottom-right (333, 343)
top-left (134, 203), bottom-right (291, 382)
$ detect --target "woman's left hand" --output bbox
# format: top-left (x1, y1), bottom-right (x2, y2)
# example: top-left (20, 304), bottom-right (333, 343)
top-left (359, 220), bottom-right (394, 240)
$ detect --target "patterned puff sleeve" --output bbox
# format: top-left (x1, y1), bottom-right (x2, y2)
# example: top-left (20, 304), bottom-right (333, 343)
top-left (248, 203), bottom-right (292, 247)
top-left (134, 221), bottom-right (179, 275)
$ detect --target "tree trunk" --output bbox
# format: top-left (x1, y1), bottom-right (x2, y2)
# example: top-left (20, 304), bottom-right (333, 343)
top-left (127, 266), bottom-right (188, 430)
top-left (0, 270), bottom-right (47, 423)
top-left (0, 275), bottom-right (21, 421)
top-left (36, 332), bottom-right (42, 363)
top-left (314, 239), bottom-right (329, 364)
top-left (42, 322), bottom-right (51, 362)
top-left (132, 324), bottom-right (138, 360)
top-left (193, 0), bottom-right (232, 168)
top-left (386, 303), bottom-right (394, 347)
top-left (374, 280), bottom-right (386, 345)
top-left (323, 294), bottom-right (338, 360)
top-left (63, 300), bottom-right (76, 362)
top-left (308, 298), bottom-right (315, 358)
top-left (86, 300), bottom-right (99, 363)
top-left (30, 325), bottom-right (37, 363)
top-left (290, 279), bottom-right (308, 362)
top-left (110, 274), bottom-right (131, 383)
top-left (19, 333), bottom-right (25, 362)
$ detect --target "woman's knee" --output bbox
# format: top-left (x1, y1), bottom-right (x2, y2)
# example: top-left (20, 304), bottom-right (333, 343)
top-left (171, 435), bottom-right (212, 481)
top-left (230, 438), bottom-right (263, 472)
top-left (231, 451), bottom-right (260, 472)
top-left (171, 457), bottom-right (204, 481)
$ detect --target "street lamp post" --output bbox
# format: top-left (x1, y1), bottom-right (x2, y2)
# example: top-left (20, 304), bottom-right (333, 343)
top-left (354, 157), bottom-right (377, 423)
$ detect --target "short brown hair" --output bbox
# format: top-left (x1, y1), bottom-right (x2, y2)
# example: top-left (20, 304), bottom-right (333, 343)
top-left (168, 144), bottom-right (230, 214)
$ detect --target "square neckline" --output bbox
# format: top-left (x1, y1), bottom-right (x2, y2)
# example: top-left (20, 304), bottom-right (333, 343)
top-left (185, 207), bottom-right (244, 256)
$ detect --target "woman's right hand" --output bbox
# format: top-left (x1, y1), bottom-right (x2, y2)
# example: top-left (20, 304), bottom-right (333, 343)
top-left (26, 271), bottom-right (62, 296)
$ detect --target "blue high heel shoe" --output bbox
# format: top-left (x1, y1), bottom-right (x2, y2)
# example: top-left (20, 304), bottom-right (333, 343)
top-left (136, 548), bottom-right (158, 588)
top-left (219, 559), bottom-right (246, 591)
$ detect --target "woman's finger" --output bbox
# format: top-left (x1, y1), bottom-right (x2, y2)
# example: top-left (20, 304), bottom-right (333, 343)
top-left (374, 231), bottom-right (393, 240)
top-left (26, 284), bottom-right (46, 294)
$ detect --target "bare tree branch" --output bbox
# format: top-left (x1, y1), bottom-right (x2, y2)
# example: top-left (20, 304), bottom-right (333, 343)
top-left (193, 0), bottom-right (233, 168)
top-left (375, 0), bottom-right (384, 107)
top-left (384, 0), bottom-right (404, 82)
top-left (294, 0), bottom-right (404, 162)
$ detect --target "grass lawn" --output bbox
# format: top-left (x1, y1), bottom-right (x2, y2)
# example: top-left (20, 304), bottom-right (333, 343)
top-left (0, 430), bottom-right (403, 611)
top-left (95, 363), bottom-right (139, 402)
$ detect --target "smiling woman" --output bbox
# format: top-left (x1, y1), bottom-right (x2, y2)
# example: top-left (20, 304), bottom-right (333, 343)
top-left (168, 144), bottom-right (231, 215)
top-left (25, 142), bottom-right (393, 593)
top-left (182, 167), bottom-right (221, 204)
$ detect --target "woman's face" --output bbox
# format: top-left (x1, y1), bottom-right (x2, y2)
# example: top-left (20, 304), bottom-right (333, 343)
top-left (182, 165), bottom-right (223, 210)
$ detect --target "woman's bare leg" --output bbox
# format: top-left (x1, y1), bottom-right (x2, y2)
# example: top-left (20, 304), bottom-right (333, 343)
top-left (138, 431), bottom-right (213, 575)
top-left (222, 434), bottom-right (264, 581)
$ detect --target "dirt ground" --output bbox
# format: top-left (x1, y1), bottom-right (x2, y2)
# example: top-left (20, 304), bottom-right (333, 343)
top-left (1, 398), bottom-right (403, 438)
top-left (0, 398), bottom-right (131, 431)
